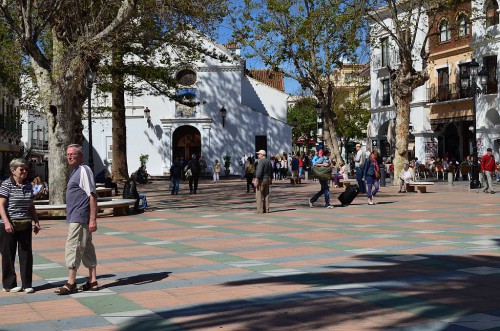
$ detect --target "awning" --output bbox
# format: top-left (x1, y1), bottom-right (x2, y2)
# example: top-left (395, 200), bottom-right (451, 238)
top-left (429, 102), bottom-right (473, 122)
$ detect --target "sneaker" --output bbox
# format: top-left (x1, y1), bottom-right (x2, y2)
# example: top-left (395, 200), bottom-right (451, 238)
top-left (491, 191), bottom-right (496, 194)
top-left (326, 205), bottom-right (334, 209)
top-left (308, 199), bottom-right (313, 208)
top-left (24, 288), bottom-right (35, 293)
top-left (3, 286), bottom-right (22, 293)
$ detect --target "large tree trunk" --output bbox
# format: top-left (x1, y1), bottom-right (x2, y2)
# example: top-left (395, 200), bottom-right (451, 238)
top-left (111, 52), bottom-right (129, 182)
top-left (37, 37), bottom-right (87, 204)
top-left (392, 94), bottom-right (412, 184)
top-left (322, 110), bottom-right (343, 165)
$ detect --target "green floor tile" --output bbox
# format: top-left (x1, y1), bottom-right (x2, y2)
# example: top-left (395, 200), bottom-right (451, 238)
top-left (77, 293), bottom-right (143, 315)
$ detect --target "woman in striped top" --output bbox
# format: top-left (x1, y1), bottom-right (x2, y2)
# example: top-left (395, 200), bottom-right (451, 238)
top-left (0, 158), bottom-right (41, 293)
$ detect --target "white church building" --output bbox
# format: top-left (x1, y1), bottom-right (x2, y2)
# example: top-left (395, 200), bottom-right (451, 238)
top-left (84, 41), bottom-right (292, 176)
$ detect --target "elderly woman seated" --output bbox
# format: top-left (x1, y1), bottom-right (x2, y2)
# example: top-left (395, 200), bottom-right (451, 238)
top-left (398, 163), bottom-right (414, 193)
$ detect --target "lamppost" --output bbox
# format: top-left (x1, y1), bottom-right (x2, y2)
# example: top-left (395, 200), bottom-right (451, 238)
top-left (292, 118), bottom-right (298, 153)
top-left (315, 103), bottom-right (322, 146)
top-left (460, 59), bottom-right (489, 189)
top-left (219, 107), bottom-right (227, 127)
top-left (86, 70), bottom-right (95, 171)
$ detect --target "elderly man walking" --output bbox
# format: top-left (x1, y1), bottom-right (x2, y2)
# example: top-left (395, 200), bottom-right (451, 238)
top-left (354, 143), bottom-right (366, 193)
top-left (55, 144), bottom-right (99, 294)
top-left (255, 150), bottom-right (273, 213)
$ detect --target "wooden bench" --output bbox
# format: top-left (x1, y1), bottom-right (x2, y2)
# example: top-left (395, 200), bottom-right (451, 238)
top-left (96, 187), bottom-right (114, 197)
top-left (35, 199), bottom-right (137, 216)
top-left (406, 181), bottom-right (434, 193)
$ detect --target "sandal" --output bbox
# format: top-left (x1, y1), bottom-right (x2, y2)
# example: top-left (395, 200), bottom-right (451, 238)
top-left (78, 281), bottom-right (99, 292)
top-left (54, 282), bottom-right (77, 295)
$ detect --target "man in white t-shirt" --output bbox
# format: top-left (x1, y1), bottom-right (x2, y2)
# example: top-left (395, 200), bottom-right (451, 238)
top-left (398, 163), bottom-right (414, 193)
top-left (354, 144), bottom-right (366, 193)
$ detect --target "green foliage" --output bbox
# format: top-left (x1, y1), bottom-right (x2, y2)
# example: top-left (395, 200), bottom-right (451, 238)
top-left (287, 97), bottom-right (317, 141)
top-left (334, 99), bottom-right (370, 142)
top-left (139, 154), bottom-right (149, 167)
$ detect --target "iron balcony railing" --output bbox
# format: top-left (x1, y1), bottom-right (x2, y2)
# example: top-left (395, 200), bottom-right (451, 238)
top-left (427, 81), bottom-right (498, 103)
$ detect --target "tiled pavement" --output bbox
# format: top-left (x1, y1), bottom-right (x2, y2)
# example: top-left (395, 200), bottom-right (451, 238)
top-left (1, 177), bottom-right (500, 331)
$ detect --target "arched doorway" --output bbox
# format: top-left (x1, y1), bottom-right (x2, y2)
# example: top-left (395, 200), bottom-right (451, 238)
top-left (172, 125), bottom-right (201, 161)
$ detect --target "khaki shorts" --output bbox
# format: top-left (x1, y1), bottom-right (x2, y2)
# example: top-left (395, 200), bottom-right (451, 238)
top-left (65, 223), bottom-right (97, 269)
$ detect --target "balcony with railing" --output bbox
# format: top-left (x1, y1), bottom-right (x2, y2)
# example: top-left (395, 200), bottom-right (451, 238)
top-left (427, 81), bottom-right (498, 103)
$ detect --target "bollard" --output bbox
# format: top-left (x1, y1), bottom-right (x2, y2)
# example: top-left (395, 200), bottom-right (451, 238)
top-left (448, 172), bottom-right (454, 186)
top-left (380, 166), bottom-right (386, 187)
top-left (305, 171), bottom-right (309, 181)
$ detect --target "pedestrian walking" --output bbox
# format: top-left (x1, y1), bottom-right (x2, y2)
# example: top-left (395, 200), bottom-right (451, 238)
top-left (481, 147), bottom-right (496, 194)
top-left (309, 150), bottom-right (334, 208)
top-left (363, 150), bottom-right (380, 205)
top-left (354, 144), bottom-right (366, 193)
top-left (244, 157), bottom-right (256, 192)
top-left (55, 144), bottom-right (99, 294)
top-left (213, 159), bottom-right (221, 182)
top-left (255, 150), bottom-right (273, 213)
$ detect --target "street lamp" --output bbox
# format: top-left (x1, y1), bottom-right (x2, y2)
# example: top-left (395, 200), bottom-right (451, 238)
top-left (86, 70), bottom-right (95, 171)
top-left (219, 107), bottom-right (227, 127)
top-left (460, 59), bottom-right (489, 189)
top-left (315, 103), bottom-right (322, 144)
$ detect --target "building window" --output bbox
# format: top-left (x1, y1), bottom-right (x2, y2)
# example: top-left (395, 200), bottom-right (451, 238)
top-left (486, 0), bottom-right (499, 28)
top-left (381, 37), bottom-right (390, 67)
top-left (458, 14), bottom-right (470, 37)
top-left (483, 55), bottom-right (498, 94)
top-left (437, 68), bottom-right (450, 101)
top-left (382, 79), bottom-right (390, 106)
top-left (439, 20), bottom-right (451, 42)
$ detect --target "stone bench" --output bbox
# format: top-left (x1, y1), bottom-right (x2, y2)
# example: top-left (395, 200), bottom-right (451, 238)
top-left (35, 199), bottom-right (137, 216)
top-left (96, 187), bottom-right (114, 197)
top-left (407, 181), bottom-right (434, 193)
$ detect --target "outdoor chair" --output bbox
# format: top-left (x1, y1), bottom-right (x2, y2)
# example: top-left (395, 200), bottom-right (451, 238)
top-left (447, 165), bottom-right (457, 181)
top-left (416, 165), bottom-right (427, 180)
top-left (459, 164), bottom-right (471, 181)
top-left (435, 165), bottom-right (444, 180)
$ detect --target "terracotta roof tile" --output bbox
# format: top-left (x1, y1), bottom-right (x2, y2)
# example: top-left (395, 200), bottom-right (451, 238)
top-left (247, 69), bottom-right (285, 92)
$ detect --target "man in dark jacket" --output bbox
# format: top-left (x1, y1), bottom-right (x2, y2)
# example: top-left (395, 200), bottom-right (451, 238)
top-left (123, 173), bottom-right (147, 212)
top-left (186, 154), bottom-right (201, 194)
top-left (255, 150), bottom-right (273, 213)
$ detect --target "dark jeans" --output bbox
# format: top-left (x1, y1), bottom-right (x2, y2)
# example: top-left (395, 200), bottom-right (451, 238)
top-left (366, 176), bottom-right (379, 199)
top-left (189, 176), bottom-right (199, 193)
top-left (356, 167), bottom-right (366, 193)
top-left (310, 180), bottom-right (330, 206)
top-left (245, 174), bottom-right (255, 192)
top-left (0, 224), bottom-right (33, 289)
top-left (171, 177), bottom-right (180, 195)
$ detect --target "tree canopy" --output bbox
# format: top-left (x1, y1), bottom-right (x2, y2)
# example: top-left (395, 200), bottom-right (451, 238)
top-left (231, 0), bottom-right (366, 164)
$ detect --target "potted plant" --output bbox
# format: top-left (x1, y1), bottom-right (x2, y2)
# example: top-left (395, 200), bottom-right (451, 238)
top-left (223, 154), bottom-right (231, 176)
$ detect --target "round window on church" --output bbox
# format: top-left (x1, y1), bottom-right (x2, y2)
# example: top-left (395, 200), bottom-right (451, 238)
top-left (176, 69), bottom-right (197, 86)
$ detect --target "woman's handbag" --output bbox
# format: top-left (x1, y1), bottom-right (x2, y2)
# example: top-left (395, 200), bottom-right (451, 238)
top-left (185, 168), bottom-right (192, 178)
top-left (12, 219), bottom-right (31, 232)
top-left (312, 166), bottom-right (331, 181)
top-left (374, 169), bottom-right (381, 179)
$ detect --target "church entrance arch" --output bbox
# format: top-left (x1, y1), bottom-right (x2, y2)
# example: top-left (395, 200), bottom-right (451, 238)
top-left (172, 125), bottom-right (201, 161)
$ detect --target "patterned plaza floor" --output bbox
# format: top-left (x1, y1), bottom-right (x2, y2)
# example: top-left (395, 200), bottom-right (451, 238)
top-left (1, 177), bottom-right (499, 331)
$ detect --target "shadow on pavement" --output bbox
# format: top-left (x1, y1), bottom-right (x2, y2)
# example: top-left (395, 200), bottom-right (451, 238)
top-left (118, 254), bottom-right (500, 330)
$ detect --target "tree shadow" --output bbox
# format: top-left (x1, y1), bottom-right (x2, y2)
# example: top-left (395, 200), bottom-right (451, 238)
top-left (118, 253), bottom-right (500, 330)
